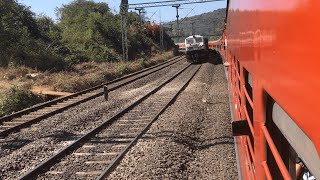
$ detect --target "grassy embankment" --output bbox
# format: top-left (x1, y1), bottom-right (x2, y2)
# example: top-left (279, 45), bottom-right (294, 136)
top-left (0, 51), bottom-right (174, 117)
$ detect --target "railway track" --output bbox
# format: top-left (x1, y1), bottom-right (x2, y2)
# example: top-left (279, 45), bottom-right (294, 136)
top-left (0, 56), bottom-right (185, 138)
top-left (18, 63), bottom-right (201, 179)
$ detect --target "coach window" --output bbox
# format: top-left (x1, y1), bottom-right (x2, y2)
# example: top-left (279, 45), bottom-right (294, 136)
top-left (186, 38), bottom-right (194, 44)
top-left (244, 68), bottom-right (253, 117)
top-left (266, 94), bottom-right (319, 179)
top-left (196, 37), bottom-right (203, 43)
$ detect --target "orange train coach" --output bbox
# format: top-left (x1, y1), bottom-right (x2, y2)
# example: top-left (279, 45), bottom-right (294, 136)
top-left (215, 0), bottom-right (320, 179)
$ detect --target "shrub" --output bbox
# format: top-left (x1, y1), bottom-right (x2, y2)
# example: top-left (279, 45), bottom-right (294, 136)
top-left (138, 57), bottom-right (147, 68)
top-left (0, 86), bottom-right (44, 117)
top-left (116, 62), bottom-right (130, 76)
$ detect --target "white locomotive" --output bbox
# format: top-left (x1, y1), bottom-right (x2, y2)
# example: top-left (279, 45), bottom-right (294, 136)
top-left (185, 35), bottom-right (209, 63)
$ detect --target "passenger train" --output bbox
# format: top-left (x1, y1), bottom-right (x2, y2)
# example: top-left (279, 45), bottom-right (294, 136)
top-left (217, 0), bottom-right (320, 179)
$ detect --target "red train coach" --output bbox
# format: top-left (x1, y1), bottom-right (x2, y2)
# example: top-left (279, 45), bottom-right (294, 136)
top-left (208, 40), bottom-right (221, 50)
top-left (216, 0), bottom-right (320, 179)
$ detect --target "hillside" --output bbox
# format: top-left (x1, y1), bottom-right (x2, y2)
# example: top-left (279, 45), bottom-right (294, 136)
top-left (164, 8), bottom-right (226, 41)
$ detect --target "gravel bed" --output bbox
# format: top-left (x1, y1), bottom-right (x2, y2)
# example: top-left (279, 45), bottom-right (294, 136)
top-left (35, 64), bottom-right (198, 180)
top-left (108, 62), bottom-right (238, 179)
top-left (0, 60), bottom-right (188, 179)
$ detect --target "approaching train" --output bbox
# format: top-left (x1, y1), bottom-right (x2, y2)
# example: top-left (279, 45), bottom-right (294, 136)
top-left (184, 35), bottom-right (209, 63)
top-left (217, 0), bottom-right (320, 179)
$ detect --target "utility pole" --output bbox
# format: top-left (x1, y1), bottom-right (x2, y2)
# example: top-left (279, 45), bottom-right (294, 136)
top-left (128, 1), bottom-right (221, 42)
top-left (191, 22), bottom-right (195, 35)
top-left (120, 0), bottom-right (128, 61)
top-left (172, 4), bottom-right (180, 36)
top-left (213, 21), bottom-right (216, 35)
top-left (159, 10), bottom-right (164, 53)
top-left (135, 7), bottom-right (144, 24)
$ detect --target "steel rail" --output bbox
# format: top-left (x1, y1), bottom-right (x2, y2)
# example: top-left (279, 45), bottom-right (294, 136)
top-left (97, 64), bottom-right (201, 179)
top-left (0, 56), bottom-right (182, 123)
top-left (18, 62), bottom-right (195, 180)
top-left (0, 56), bottom-right (185, 137)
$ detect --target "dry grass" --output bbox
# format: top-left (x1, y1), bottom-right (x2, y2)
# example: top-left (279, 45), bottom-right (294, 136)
top-left (0, 66), bottom-right (34, 94)
top-left (0, 51), bottom-right (175, 95)
top-left (50, 51), bottom-right (174, 92)
top-left (0, 51), bottom-right (174, 117)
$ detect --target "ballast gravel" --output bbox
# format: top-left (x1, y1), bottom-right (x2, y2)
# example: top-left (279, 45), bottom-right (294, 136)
top-left (0, 60), bottom-right (187, 179)
top-left (35, 64), bottom-right (197, 180)
top-left (108, 62), bottom-right (238, 179)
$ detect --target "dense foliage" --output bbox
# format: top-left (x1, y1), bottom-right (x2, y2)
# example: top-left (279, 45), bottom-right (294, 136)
top-left (0, 0), bottom-right (175, 71)
top-left (0, 0), bottom-right (65, 71)
top-left (57, 0), bottom-right (121, 62)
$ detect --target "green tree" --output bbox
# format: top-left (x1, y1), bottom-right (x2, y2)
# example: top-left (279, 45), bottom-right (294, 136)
top-left (0, 0), bottom-right (38, 66)
top-left (57, 0), bottom-right (120, 62)
top-left (0, 0), bottom-right (66, 71)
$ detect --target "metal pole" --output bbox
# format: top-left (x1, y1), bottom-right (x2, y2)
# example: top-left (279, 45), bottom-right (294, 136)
top-left (125, 16), bottom-right (128, 61)
top-left (120, 0), bottom-right (128, 61)
top-left (121, 15), bottom-right (125, 60)
top-left (172, 4), bottom-right (180, 36)
top-left (135, 7), bottom-right (144, 24)
top-left (159, 10), bottom-right (164, 53)
top-left (213, 21), bottom-right (216, 35)
top-left (191, 22), bottom-right (195, 35)
top-left (121, 15), bottom-right (128, 61)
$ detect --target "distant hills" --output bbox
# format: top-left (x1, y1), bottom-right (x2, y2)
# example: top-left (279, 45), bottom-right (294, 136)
top-left (163, 8), bottom-right (226, 41)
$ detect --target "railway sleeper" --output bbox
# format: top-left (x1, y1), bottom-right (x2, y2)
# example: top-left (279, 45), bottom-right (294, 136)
top-left (118, 119), bottom-right (148, 122)
top-left (20, 114), bottom-right (42, 118)
top-left (2, 121), bottom-right (25, 125)
top-left (45, 171), bottom-right (65, 175)
top-left (10, 118), bottom-right (30, 122)
top-left (33, 109), bottom-right (56, 114)
top-left (84, 161), bottom-right (112, 164)
top-left (73, 152), bottom-right (118, 156)
top-left (116, 122), bottom-right (149, 127)
top-left (76, 171), bottom-right (103, 176)
top-left (0, 125), bottom-right (15, 129)
top-left (46, 106), bottom-right (63, 109)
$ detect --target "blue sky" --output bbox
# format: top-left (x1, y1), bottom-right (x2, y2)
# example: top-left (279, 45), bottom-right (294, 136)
top-left (18, 0), bottom-right (226, 23)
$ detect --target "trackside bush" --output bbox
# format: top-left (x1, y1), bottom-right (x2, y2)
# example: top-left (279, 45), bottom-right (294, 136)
top-left (116, 62), bottom-right (130, 75)
top-left (0, 86), bottom-right (44, 117)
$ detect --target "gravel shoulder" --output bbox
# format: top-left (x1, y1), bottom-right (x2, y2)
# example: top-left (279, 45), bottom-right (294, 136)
top-left (108, 62), bottom-right (238, 180)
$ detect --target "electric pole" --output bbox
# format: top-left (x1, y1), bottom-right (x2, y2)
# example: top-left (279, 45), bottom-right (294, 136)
top-left (213, 21), bottom-right (216, 35)
top-left (120, 0), bottom-right (128, 61)
top-left (191, 22), bottom-right (195, 35)
top-left (135, 7), bottom-right (144, 24)
top-left (160, 10), bottom-right (164, 53)
top-left (172, 4), bottom-right (180, 36)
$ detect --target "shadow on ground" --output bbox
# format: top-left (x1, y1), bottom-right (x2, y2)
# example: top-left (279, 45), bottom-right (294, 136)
top-left (142, 131), bottom-right (234, 151)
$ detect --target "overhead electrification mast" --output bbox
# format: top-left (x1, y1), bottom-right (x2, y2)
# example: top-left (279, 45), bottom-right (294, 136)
top-left (120, 0), bottom-right (223, 60)
top-left (120, 0), bottom-right (129, 61)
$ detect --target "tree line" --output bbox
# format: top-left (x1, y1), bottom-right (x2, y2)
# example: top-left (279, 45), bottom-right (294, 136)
top-left (0, 0), bottom-right (175, 71)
